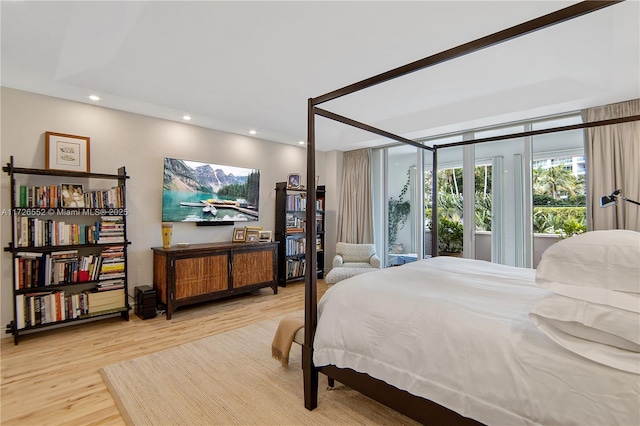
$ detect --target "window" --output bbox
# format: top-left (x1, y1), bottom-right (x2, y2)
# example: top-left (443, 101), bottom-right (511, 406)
top-left (373, 112), bottom-right (586, 267)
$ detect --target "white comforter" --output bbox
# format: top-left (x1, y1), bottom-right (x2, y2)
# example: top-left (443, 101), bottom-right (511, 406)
top-left (313, 257), bottom-right (640, 426)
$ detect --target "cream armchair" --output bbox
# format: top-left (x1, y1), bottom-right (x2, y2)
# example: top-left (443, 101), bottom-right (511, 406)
top-left (332, 242), bottom-right (381, 268)
top-left (326, 242), bottom-right (381, 284)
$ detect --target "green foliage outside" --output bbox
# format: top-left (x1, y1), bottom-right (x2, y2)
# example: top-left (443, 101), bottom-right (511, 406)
top-left (388, 169), bottom-right (411, 251)
top-left (424, 162), bottom-right (586, 244)
top-left (533, 207), bottom-right (586, 236)
top-left (474, 193), bottom-right (492, 231)
top-left (437, 217), bottom-right (463, 253)
top-left (532, 165), bottom-right (586, 237)
top-left (533, 193), bottom-right (585, 207)
top-left (533, 166), bottom-right (584, 200)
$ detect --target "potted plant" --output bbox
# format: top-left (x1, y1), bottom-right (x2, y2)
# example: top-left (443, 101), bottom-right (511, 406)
top-left (388, 170), bottom-right (411, 252)
top-left (437, 217), bottom-right (463, 256)
top-left (388, 197), bottom-right (410, 252)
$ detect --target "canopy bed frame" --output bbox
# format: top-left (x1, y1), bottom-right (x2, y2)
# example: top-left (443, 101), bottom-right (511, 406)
top-left (302, 1), bottom-right (639, 423)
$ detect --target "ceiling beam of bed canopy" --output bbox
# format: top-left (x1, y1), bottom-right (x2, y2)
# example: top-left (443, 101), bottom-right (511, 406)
top-left (435, 114), bottom-right (640, 149)
top-left (313, 107), bottom-right (433, 151)
top-left (303, 0), bottom-right (627, 413)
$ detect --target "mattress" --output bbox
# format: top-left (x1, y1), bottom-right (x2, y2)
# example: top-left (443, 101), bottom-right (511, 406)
top-left (313, 257), bottom-right (640, 426)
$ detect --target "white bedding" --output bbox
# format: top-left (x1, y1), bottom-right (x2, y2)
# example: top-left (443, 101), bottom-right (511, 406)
top-left (313, 257), bottom-right (640, 426)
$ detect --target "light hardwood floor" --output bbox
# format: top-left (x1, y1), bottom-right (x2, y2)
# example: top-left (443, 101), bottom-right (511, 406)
top-left (1, 280), bottom-right (328, 425)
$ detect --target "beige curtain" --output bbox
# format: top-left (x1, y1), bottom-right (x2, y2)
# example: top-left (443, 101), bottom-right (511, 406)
top-left (337, 148), bottom-right (373, 243)
top-left (585, 99), bottom-right (640, 231)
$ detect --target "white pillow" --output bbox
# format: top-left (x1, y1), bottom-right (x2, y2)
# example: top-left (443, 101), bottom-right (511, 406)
top-left (530, 294), bottom-right (640, 374)
top-left (536, 230), bottom-right (640, 312)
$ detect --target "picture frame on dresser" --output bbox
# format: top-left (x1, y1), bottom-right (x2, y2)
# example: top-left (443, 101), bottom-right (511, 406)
top-left (45, 132), bottom-right (90, 172)
top-left (259, 230), bottom-right (272, 242)
top-left (245, 229), bottom-right (260, 242)
top-left (232, 227), bottom-right (246, 242)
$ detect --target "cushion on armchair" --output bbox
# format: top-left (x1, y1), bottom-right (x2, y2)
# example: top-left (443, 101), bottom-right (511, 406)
top-left (333, 242), bottom-right (381, 269)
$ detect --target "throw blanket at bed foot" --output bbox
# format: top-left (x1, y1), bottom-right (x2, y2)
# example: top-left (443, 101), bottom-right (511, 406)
top-left (272, 313), bottom-right (305, 367)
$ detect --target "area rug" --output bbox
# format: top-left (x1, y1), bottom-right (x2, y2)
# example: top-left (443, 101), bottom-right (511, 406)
top-left (100, 314), bottom-right (418, 425)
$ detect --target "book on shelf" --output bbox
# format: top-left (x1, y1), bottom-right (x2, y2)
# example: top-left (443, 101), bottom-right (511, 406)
top-left (97, 245), bottom-right (125, 279)
top-left (286, 193), bottom-right (308, 211)
top-left (17, 185), bottom-right (123, 209)
top-left (85, 288), bottom-right (125, 314)
top-left (283, 192), bottom-right (323, 212)
top-left (13, 217), bottom-right (98, 247)
top-left (98, 272), bottom-right (125, 280)
top-left (15, 294), bottom-right (25, 329)
top-left (285, 237), bottom-right (306, 256)
top-left (14, 252), bottom-right (42, 289)
top-left (13, 249), bottom-right (124, 288)
top-left (84, 186), bottom-right (123, 208)
top-left (98, 216), bottom-right (125, 243)
top-left (286, 227), bottom-right (305, 234)
top-left (101, 216), bottom-right (124, 221)
top-left (100, 262), bottom-right (124, 271)
top-left (17, 288), bottom-right (125, 326)
top-left (17, 290), bottom-right (74, 328)
top-left (97, 279), bottom-right (125, 291)
top-left (17, 185), bottom-right (60, 208)
top-left (285, 213), bottom-right (305, 229)
top-left (286, 258), bottom-right (306, 278)
top-left (12, 215), bottom-right (127, 248)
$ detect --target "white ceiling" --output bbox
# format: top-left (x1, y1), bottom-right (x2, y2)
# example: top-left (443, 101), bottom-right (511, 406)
top-left (2, 1), bottom-right (638, 152)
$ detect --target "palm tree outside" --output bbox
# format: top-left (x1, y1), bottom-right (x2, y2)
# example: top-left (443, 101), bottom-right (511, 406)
top-left (425, 158), bottom-right (586, 245)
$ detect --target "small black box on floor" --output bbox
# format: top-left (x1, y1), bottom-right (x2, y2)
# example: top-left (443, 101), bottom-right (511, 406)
top-left (135, 285), bottom-right (157, 320)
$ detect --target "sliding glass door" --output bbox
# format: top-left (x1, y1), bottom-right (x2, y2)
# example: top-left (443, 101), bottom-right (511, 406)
top-left (473, 126), bottom-right (527, 266)
top-left (384, 145), bottom-right (421, 266)
top-left (372, 113), bottom-right (586, 269)
top-left (531, 115), bottom-right (585, 267)
top-left (423, 136), bottom-right (462, 258)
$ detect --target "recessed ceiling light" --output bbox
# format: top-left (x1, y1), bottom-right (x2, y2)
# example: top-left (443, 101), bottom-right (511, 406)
top-left (249, 130), bottom-right (257, 135)
top-left (89, 95), bottom-right (100, 101)
top-left (298, 140), bottom-right (305, 145)
top-left (183, 115), bottom-right (192, 121)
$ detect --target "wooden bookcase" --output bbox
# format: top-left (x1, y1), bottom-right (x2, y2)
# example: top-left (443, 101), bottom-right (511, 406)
top-left (3, 156), bottom-right (131, 344)
top-left (152, 241), bottom-right (278, 319)
top-left (274, 182), bottom-right (325, 286)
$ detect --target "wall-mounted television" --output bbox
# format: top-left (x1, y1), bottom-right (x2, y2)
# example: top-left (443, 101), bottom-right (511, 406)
top-left (162, 157), bottom-right (260, 224)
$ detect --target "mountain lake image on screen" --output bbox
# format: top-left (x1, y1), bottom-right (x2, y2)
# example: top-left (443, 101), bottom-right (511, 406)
top-left (162, 157), bottom-right (260, 223)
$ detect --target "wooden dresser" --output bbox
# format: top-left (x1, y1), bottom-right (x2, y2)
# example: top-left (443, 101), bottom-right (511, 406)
top-left (152, 241), bottom-right (278, 319)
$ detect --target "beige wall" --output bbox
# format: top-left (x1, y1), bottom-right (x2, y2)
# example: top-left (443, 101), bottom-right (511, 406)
top-left (0, 87), bottom-right (333, 328)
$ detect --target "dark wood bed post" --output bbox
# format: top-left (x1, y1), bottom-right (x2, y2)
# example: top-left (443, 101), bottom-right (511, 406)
top-left (303, 97), bottom-right (319, 410)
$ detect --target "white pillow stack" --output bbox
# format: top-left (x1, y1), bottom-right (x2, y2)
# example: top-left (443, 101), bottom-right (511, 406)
top-left (530, 230), bottom-right (640, 374)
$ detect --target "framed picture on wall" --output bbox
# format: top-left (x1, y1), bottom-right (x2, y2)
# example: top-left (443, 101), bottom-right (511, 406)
top-left (45, 132), bottom-right (90, 172)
